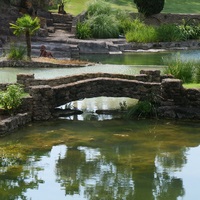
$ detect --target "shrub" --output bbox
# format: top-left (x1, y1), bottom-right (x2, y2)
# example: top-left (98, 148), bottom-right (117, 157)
top-left (76, 21), bottom-right (92, 39)
top-left (134, 0), bottom-right (165, 17)
top-left (156, 24), bottom-right (182, 42)
top-left (87, 0), bottom-right (112, 17)
top-left (0, 84), bottom-right (24, 114)
top-left (115, 10), bottom-right (133, 35)
top-left (7, 44), bottom-right (26, 60)
top-left (178, 19), bottom-right (200, 40)
top-left (88, 14), bottom-right (119, 38)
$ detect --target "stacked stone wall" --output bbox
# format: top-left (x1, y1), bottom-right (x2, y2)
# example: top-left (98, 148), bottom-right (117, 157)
top-left (0, 113), bottom-right (32, 136)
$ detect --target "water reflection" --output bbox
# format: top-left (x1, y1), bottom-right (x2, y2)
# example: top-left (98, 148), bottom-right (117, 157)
top-left (0, 120), bottom-right (200, 199)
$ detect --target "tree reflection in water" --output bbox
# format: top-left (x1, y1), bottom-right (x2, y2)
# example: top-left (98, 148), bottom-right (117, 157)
top-left (1, 119), bottom-right (200, 199)
top-left (55, 145), bottom-right (185, 200)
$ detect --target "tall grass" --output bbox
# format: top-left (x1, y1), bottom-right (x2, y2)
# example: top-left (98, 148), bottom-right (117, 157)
top-left (76, 0), bottom-right (120, 39)
top-left (126, 25), bottom-right (157, 43)
top-left (87, 14), bottom-right (119, 38)
top-left (163, 54), bottom-right (199, 83)
top-left (7, 44), bottom-right (26, 60)
top-left (156, 24), bottom-right (182, 42)
top-left (87, 0), bottom-right (112, 16)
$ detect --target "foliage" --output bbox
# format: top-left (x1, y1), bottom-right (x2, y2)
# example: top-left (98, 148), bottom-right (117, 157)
top-left (87, 0), bottom-right (112, 17)
top-left (10, 15), bottom-right (40, 59)
top-left (163, 55), bottom-right (195, 83)
top-left (87, 14), bottom-right (119, 38)
top-left (125, 100), bottom-right (156, 119)
top-left (194, 65), bottom-right (200, 83)
top-left (156, 24), bottom-right (182, 42)
top-left (76, 0), bottom-right (120, 39)
top-left (125, 19), bottom-right (200, 43)
top-left (0, 84), bottom-right (24, 114)
top-left (76, 21), bottom-right (92, 39)
top-left (7, 44), bottom-right (26, 60)
top-left (126, 25), bottom-right (157, 43)
top-left (178, 19), bottom-right (200, 40)
top-left (134, 0), bottom-right (165, 17)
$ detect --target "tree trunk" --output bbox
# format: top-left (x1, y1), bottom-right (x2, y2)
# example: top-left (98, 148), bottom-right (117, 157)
top-left (26, 30), bottom-right (31, 60)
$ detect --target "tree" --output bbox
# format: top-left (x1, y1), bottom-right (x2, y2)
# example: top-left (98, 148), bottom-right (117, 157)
top-left (10, 14), bottom-right (40, 60)
top-left (134, 0), bottom-right (165, 17)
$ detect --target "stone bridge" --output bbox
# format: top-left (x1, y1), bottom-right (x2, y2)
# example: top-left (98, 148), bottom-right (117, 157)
top-left (16, 70), bottom-right (200, 120)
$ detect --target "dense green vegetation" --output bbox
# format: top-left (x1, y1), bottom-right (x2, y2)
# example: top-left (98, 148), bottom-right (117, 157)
top-left (125, 19), bottom-right (200, 42)
top-left (7, 44), bottom-right (26, 60)
top-left (0, 84), bottom-right (24, 114)
top-left (163, 54), bottom-right (200, 84)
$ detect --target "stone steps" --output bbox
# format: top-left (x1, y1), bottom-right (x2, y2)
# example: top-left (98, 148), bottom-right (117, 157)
top-left (53, 22), bottom-right (72, 31)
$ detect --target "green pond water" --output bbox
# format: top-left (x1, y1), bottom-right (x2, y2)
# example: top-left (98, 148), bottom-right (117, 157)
top-left (0, 119), bottom-right (200, 200)
top-left (0, 50), bottom-right (200, 199)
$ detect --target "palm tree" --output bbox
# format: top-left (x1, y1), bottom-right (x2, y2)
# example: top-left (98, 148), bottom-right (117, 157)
top-left (10, 14), bottom-right (40, 60)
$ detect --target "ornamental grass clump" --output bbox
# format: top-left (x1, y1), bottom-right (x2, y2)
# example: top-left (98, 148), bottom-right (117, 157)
top-left (156, 24), bottom-right (182, 42)
top-left (76, 0), bottom-right (120, 39)
top-left (126, 25), bottom-right (157, 43)
top-left (7, 43), bottom-right (26, 60)
top-left (163, 54), bottom-right (196, 83)
top-left (87, 14), bottom-right (119, 38)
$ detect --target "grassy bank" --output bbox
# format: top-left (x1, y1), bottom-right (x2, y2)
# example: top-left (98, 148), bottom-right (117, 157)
top-left (49, 0), bottom-right (200, 16)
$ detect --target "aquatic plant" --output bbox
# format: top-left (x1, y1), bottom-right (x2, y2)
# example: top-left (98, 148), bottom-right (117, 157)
top-left (125, 100), bottom-right (156, 119)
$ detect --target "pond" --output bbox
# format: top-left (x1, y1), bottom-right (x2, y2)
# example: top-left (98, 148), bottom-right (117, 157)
top-left (1, 49), bottom-right (200, 83)
top-left (0, 49), bottom-right (200, 200)
top-left (0, 119), bottom-right (200, 200)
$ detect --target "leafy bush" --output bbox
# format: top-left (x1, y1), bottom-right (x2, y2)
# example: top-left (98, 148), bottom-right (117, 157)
top-left (0, 84), bottom-right (24, 114)
top-left (134, 0), bottom-right (165, 17)
top-left (7, 44), bottom-right (26, 60)
top-left (178, 19), bottom-right (200, 40)
top-left (76, 21), bottom-right (92, 39)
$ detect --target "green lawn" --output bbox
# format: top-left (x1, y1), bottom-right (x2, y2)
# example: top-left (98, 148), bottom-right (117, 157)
top-left (49, 0), bottom-right (200, 16)
top-left (183, 83), bottom-right (200, 89)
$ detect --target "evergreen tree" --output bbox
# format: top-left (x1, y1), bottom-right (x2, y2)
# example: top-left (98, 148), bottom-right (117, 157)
top-left (134, 0), bottom-right (165, 17)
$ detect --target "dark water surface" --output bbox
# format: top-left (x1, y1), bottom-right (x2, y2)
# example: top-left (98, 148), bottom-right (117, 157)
top-left (0, 119), bottom-right (200, 200)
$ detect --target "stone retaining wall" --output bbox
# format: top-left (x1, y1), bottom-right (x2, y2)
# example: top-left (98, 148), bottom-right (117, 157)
top-left (132, 13), bottom-right (200, 26)
top-left (0, 112), bottom-right (32, 136)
